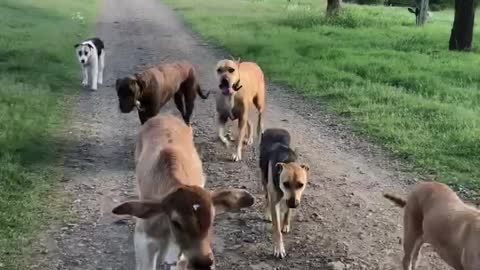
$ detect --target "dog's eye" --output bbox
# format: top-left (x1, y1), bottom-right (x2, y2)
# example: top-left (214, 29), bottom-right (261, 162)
top-left (283, 182), bottom-right (291, 189)
top-left (172, 220), bottom-right (183, 231)
top-left (216, 68), bottom-right (222, 74)
top-left (297, 183), bottom-right (305, 189)
top-left (228, 67), bottom-right (235, 73)
top-left (78, 51), bottom-right (82, 56)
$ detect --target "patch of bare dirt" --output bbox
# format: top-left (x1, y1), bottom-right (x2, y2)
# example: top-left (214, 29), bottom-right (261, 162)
top-left (35, 0), bottom-right (452, 269)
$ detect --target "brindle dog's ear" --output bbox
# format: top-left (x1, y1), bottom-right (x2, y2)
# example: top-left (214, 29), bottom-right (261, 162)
top-left (115, 78), bottom-right (121, 90)
top-left (133, 73), bottom-right (146, 90)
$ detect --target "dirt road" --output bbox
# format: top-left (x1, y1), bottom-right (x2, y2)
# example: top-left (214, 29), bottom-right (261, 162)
top-left (36, 0), bottom-right (452, 269)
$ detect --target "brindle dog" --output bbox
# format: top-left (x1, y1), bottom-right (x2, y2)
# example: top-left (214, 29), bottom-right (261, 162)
top-left (116, 62), bottom-right (209, 125)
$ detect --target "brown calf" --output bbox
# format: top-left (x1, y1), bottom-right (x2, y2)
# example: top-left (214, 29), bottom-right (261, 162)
top-left (112, 114), bottom-right (254, 270)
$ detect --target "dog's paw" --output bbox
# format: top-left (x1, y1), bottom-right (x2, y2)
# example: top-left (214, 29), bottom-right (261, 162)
top-left (231, 153), bottom-right (242, 162)
top-left (273, 243), bottom-right (286, 259)
top-left (226, 132), bottom-right (235, 142)
top-left (282, 224), bottom-right (290, 233)
top-left (98, 78), bottom-right (103, 85)
top-left (246, 136), bottom-right (254, 146)
top-left (91, 86), bottom-right (97, 91)
top-left (219, 136), bottom-right (230, 147)
top-left (264, 211), bottom-right (272, 222)
top-left (81, 80), bottom-right (88, 86)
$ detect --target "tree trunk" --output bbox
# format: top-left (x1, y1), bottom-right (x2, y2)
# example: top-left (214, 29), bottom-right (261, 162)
top-left (417, 0), bottom-right (429, 26)
top-left (449, 0), bottom-right (475, 51)
top-left (327, 0), bottom-right (340, 16)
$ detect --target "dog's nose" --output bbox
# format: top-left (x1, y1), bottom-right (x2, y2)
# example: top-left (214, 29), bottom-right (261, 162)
top-left (81, 59), bottom-right (85, 64)
top-left (190, 256), bottom-right (213, 270)
top-left (287, 198), bottom-right (300, 208)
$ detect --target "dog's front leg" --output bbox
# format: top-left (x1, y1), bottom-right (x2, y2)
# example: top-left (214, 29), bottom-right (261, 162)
top-left (81, 66), bottom-right (88, 86)
top-left (270, 199), bottom-right (286, 258)
top-left (264, 185), bottom-right (272, 222)
top-left (218, 120), bottom-right (230, 147)
top-left (244, 120), bottom-right (254, 145)
top-left (98, 51), bottom-right (105, 85)
top-left (282, 208), bottom-right (293, 233)
top-left (232, 114), bottom-right (247, 161)
top-left (90, 57), bottom-right (99, 90)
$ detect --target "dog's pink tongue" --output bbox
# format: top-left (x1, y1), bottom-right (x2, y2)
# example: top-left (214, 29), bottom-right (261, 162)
top-left (221, 86), bottom-right (234, 96)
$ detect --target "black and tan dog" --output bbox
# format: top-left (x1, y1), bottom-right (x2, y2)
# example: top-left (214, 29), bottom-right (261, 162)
top-left (116, 62), bottom-right (209, 125)
top-left (259, 128), bottom-right (309, 258)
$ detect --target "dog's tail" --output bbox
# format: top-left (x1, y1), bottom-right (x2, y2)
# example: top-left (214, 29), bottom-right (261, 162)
top-left (196, 85), bottom-right (210, 99)
top-left (383, 193), bottom-right (407, 208)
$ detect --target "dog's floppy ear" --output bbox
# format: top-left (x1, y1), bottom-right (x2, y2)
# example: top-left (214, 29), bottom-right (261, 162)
top-left (115, 78), bottom-right (121, 89)
top-left (86, 43), bottom-right (94, 50)
top-left (112, 200), bottom-right (165, 219)
top-left (74, 43), bottom-right (80, 48)
top-left (300, 164), bottom-right (310, 172)
top-left (133, 73), bottom-right (146, 90)
top-left (407, 7), bottom-right (416, 14)
top-left (211, 189), bottom-right (254, 215)
top-left (276, 162), bottom-right (286, 174)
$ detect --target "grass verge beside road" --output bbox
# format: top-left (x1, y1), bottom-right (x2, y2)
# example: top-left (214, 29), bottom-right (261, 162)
top-left (0, 0), bottom-right (96, 267)
top-left (165, 0), bottom-right (480, 191)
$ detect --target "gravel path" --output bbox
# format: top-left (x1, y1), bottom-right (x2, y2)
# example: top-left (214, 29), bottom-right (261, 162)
top-left (35, 0), bottom-right (451, 269)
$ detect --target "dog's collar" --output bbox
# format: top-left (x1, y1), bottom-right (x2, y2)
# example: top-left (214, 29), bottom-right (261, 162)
top-left (232, 80), bottom-right (243, 91)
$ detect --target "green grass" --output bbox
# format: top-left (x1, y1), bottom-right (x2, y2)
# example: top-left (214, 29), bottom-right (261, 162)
top-left (0, 0), bottom-right (96, 268)
top-left (164, 0), bottom-right (480, 191)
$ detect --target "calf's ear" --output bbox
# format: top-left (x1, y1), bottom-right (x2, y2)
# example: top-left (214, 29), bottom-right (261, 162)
top-left (112, 200), bottom-right (165, 219)
top-left (211, 189), bottom-right (255, 215)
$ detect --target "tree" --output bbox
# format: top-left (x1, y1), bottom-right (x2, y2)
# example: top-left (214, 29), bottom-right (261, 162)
top-left (417, 0), bottom-right (429, 26)
top-left (327, 0), bottom-right (340, 16)
top-left (407, 0), bottom-right (429, 26)
top-left (449, 0), bottom-right (476, 51)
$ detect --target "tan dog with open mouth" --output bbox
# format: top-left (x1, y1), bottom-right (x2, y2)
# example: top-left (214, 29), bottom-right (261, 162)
top-left (259, 128), bottom-right (309, 258)
top-left (115, 62), bottom-right (209, 125)
top-left (112, 114), bottom-right (254, 270)
top-left (215, 58), bottom-right (265, 161)
top-left (384, 181), bottom-right (480, 270)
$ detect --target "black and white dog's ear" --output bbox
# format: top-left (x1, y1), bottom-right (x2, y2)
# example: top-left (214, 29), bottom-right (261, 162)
top-left (74, 43), bottom-right (80, 48)
top-left (407, 7), bottom-right (416, 14)
top-left (87, 44), bottom-right (94, 49)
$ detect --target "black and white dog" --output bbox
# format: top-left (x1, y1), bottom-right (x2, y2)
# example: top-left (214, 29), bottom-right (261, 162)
top-left (74, 37), bottom-right (105, 90)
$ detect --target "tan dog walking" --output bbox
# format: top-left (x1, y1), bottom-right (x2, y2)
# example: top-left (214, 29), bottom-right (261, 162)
top-left (112, 114), bottom-right (254, 270)
top-left (384, 181), bottom-right (480, 270)
top-left (215, 59), bottom-right (265, 161)
top-left (259, 128), bottom-right (309, 258)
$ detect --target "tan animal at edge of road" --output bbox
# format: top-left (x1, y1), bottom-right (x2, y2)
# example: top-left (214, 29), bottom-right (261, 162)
top-left (112, 114), bottom-right (254, 270)
top-left (384, 181), bottom-right (480, 270)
